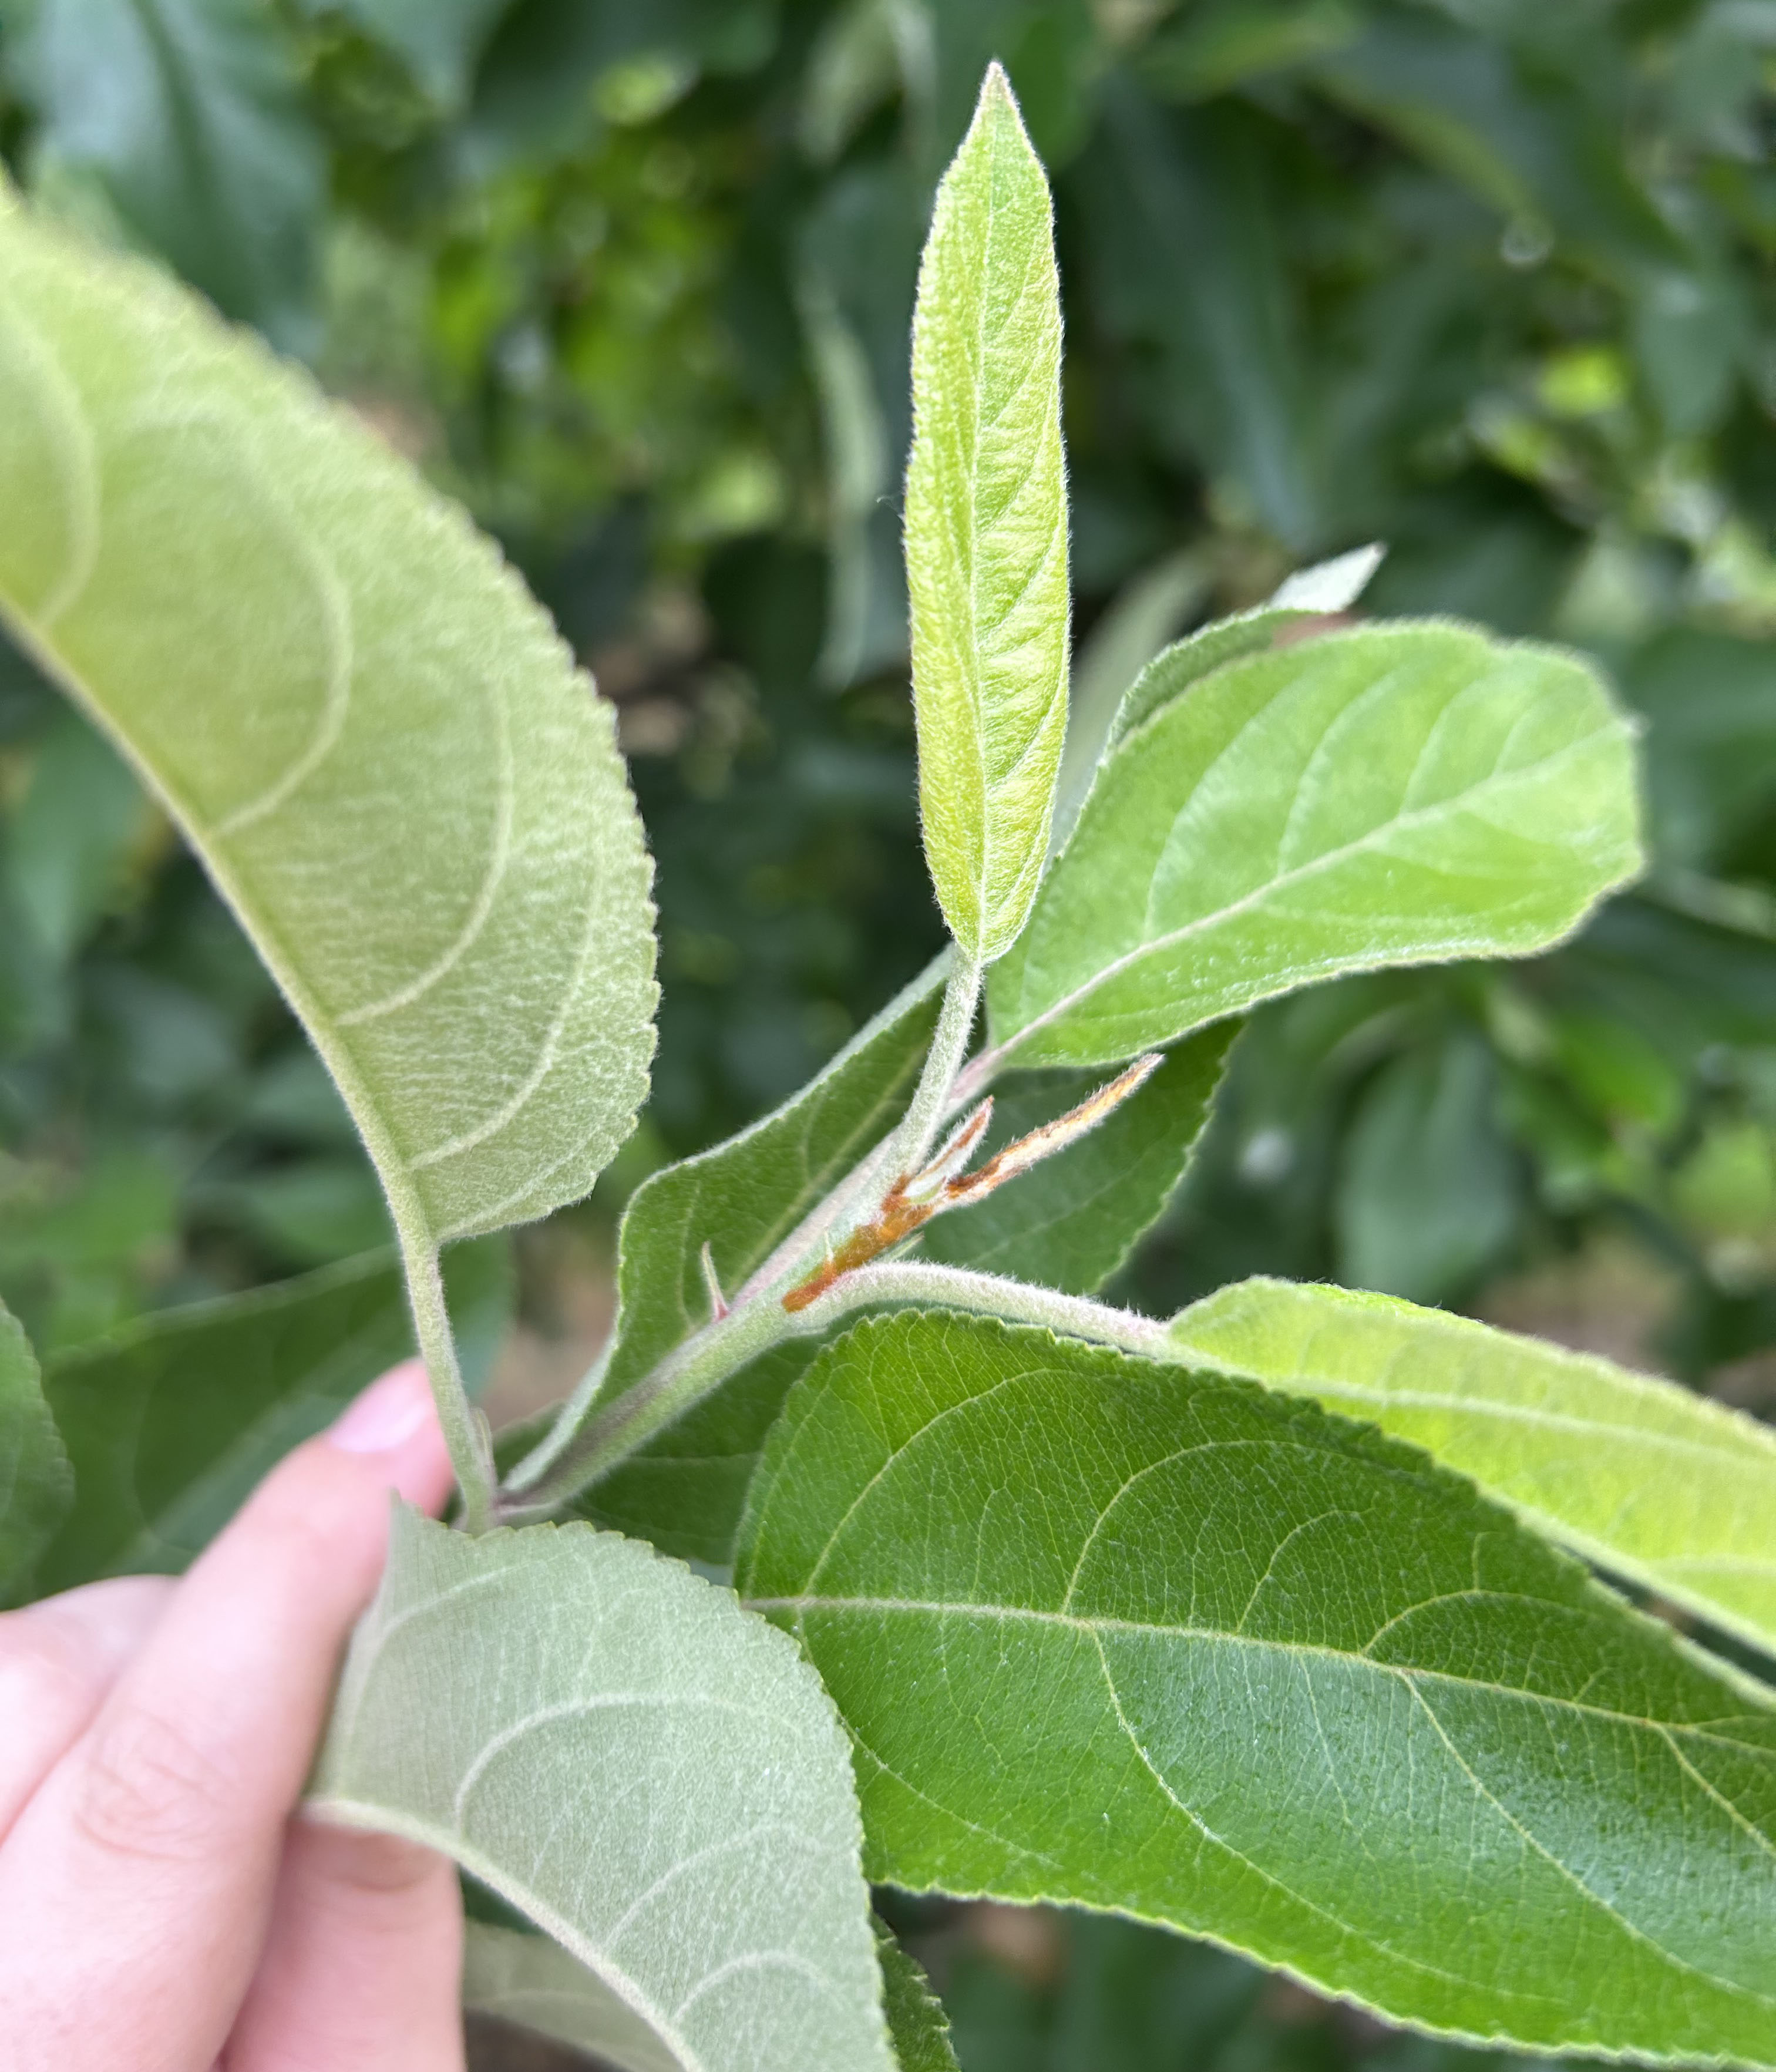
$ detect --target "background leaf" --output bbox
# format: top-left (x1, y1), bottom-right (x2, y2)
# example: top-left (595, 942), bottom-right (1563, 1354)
top-left (905, 63), bottom-right (1068, 964)
top-left (990, 623), bottom-right (1643, 1068)
top-left (0, 198), bottom-right (658, 1259)
top-left (738, 1311), bottom-right (1776, 2063)
top-left (312, 1508), bottom-right (895, 2072)
top-left (1170, 1274), bottom-right (1776, 1659)
top-left (876, 1917), bottom-right (961, 2072)
top-left (6, 0), bottom-right (322, 344)
top-left (0, 1297), bottom-right (71, 1602)
top-left (1334, 1027), bottom-right (1519, 1304)
top-left (31, 1237), bottom-right (508, 1596)
top-left (917, 1023), bottom-right (1238, 1294)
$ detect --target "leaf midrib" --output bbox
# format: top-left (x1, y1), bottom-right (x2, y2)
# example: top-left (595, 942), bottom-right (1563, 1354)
top-left (744, 1592), bottom-right (1774, 1755)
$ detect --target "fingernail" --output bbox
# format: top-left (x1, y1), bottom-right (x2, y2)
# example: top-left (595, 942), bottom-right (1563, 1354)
top-left (328, 1360), bottom-right (435, 1455)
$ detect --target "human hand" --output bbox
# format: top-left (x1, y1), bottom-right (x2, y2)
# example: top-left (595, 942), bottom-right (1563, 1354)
top-left (0, 1359), bottom-right (466, 2071)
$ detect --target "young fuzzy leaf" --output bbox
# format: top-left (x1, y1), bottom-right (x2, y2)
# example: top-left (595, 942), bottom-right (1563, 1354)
top-left (738, 1313), bottom-right (1776, 2064)
top-left (906, 65), bottom-right (1069, 964)
top-left (990, 623), bottom-right (1642, 1068)
top-left (0, 1302), bottom-right (72, 1604)
top-left (1171, 1276), bottom-right (1776, 1658)
top-left (0, 198), bottom-right (657, 1257)
top-left (32, 1240), bottom-right (509, 1596)
top-left (312, 1510), bottom-right (895, 2072)
top-left (917, 1023), bottom-right (1238, 1293)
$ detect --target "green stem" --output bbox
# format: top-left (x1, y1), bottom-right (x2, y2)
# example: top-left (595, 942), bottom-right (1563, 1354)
top-left (882, 954), bottom-right (981, 1178)
top-left (402, 1234), bottom-right (497, 1533)
top-left (506, 1257), bottom-right (1166, 1516)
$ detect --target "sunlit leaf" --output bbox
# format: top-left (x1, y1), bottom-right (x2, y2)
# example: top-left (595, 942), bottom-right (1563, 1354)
top-left (905, 63), bottom-right (1069, 964)
top-left (738, 1312), bottom-right (1776, 2063)
top-left (313, 1509), bottom-right (895, 2072)
top-left (1170, 1274), bottom-right (1776, 1658)
top-left (990, 623), bottom-right (1643, 1068)
top-left (875, 1918), bottom-right (960, 2072)
top-left (0, 199), bottom-right (658, 1269)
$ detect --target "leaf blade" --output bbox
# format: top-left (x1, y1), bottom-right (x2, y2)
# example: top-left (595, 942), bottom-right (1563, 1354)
top-left (0, 197), bottom-right (658, 1260)
top-left (736, 1313), bottom-right (1776, 2063)
top-left (0, 1301), bottom-right (72, 1603)
top-left (989, 622), bottom-right (1643, 1067)
top-left (906, 63), bottom-right (1069, 964)
top-left (1170, 1275), bottom-right (1776, 1657)
top-left (33, 1239), bottom-right (509, 1596)
top-left (314, 1509), bottom-right (896, 2072)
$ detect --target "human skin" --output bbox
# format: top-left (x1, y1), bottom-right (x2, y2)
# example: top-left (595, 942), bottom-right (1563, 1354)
top-left (0, 1358), bottom-right (466, 2070)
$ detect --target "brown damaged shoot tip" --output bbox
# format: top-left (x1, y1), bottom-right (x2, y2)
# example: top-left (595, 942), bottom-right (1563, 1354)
top-left (782, 1055), bottom-right (1160, 1313)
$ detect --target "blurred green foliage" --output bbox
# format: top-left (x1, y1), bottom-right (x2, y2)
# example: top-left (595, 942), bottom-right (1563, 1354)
top-left (1, 1), bottom-right (1775, 2054)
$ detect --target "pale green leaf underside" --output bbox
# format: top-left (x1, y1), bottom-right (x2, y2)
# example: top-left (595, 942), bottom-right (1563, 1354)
top-left (990, 622), bottom-right (1643, 1068)
top-left (737, 1314), bottom-right (1776, 2064)
top-left (0, 1301), bottom-right (72, 1605)
top-left (1170, 1276), bottom-right (1776, 1659)
top-left (0, 199), bottom-right (657, 1250)
top-left (906, 65), bottom-right (1069, 964)
top-left (312, 1509), bottom-right (894, 2072)
top-left (33, 1239), bottom-right (508, 1596)
top-left (463, 1917), bottom-right (957, 2072)
top-left (463, 1923), bottom-right (684, 2072)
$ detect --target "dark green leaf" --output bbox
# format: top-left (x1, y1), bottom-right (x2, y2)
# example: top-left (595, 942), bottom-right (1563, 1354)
top-left (31, 1237), bottom-right (509, 1594)
top-left (738, 1312), bottom-right (1776, 2062)
top-left (0, 1299), bottom-right (72, 1603)
top-left (917, 1024), bottom-right (1237, 1295)
top-left (591, 957), bottom-right (944, 1409)
top-left (11, 0), bottom-right (323, 342)
top-left (574, 1340), bottom-right (816, 1568)
top-left (876, 1916), bottom-right (960, 2072)
top-left (1336, 1028), bottom-right (1519, 1304)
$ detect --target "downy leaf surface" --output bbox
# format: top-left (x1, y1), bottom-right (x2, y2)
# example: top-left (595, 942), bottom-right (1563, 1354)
top-left (463, 1923), bottom-right (687, 2072)
top-left (1170, 1275), bottom-right (1776, 1658)
top-left (312, 1509), bottom-right (895, 2072)
top-left (32, 1239), bottom-right (509, 1596)
top-left (461, 1916), bottom-right (960, 2072)
top-left (989, 623), bottom-right (1642, 1068)
top-left (0, 198), bottom-right (657, 1256)
top-left (917, 1023), bottom-right (1238, 1294)
top-left (0, 1300), bottom-right (72, 1603)
top-left (737, 1312), bottom-right (1776, 2063)
top-left (905, 65), bottom-right (1069, 964)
